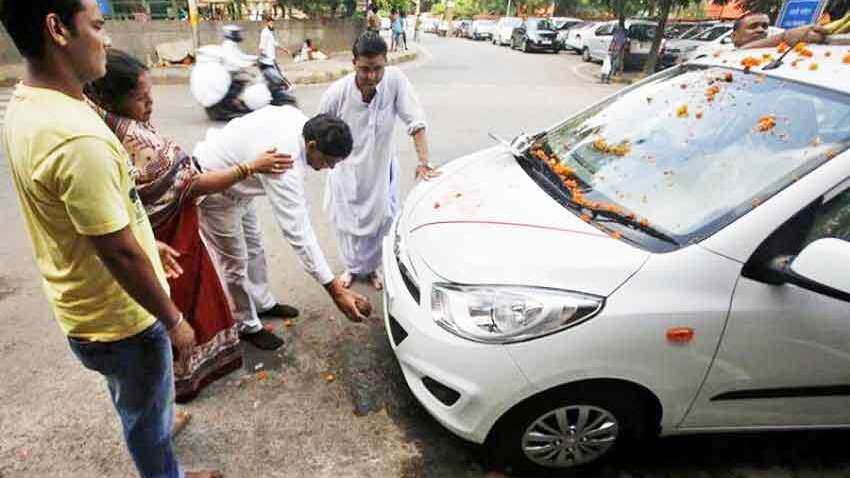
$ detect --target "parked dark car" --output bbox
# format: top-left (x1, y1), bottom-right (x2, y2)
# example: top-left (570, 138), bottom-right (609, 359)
top-left (511, 18), bottom-right (559, 53)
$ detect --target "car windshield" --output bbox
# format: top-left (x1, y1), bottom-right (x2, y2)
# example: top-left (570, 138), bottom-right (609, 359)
top-left (628, 23), bottom-right (656, 41)
top-left (523, 65), bottom-right (850, 251)
top-left (695, 25), bottom-right (732, 41)
top-left (681, 23), bottom-right (713, 39)
top-left (530, 19), bottom-right (553, 30)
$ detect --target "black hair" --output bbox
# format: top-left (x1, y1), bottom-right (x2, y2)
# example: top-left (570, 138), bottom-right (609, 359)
top-left (733, 12), bottom-right (766, 31)
top-left (0, 0), bottom-right (84, 60)
top-left (370, 3), bottom-right (379, 13)
top-left (303, 114), bottom-right (353, 159)
top-left (352, 31), bottom-right (388, 59)
top-left (86, 49), bottom-right (148, 113)
top-left (305, 38), bottom-right (313, 47)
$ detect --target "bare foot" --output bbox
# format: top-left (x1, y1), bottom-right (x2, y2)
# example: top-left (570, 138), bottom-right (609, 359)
top-left (172, 409), bottom-right (191, 437)
top-left (339, 270), bottom-right (354, 289)
top-left (368, 270), bottom-right (384, 291)
top-left (185, 471), bottom-right (223, 478)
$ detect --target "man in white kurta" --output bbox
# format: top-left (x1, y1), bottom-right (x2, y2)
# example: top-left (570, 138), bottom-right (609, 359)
top-left (319, 32), bottom-right (439, 290)
top-left (194, 105), bottom-right (371, 350)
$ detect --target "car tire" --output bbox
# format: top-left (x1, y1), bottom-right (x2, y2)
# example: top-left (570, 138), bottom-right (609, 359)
top-left (488, 385), bottom-right (652, 473)
top-left (582, 47), bottom-right (591, 62)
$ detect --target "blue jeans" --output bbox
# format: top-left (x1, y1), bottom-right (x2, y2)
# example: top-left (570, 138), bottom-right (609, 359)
top-left (69, 321), bottom-right (184, 478)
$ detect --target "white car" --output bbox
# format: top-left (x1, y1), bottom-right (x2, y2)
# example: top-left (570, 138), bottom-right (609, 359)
top-left (471, 19), bottom-right (497, 40)
top-left (383, 46), bottom-right (850, 472)
top-left (584, 19), bottom-right (659, 68)
top-left (664, 23), bottom-right (734, 64)
top-left (564, 21), bottom-right (599, 52)
top-left (493, 17), bottom-right (522, 46)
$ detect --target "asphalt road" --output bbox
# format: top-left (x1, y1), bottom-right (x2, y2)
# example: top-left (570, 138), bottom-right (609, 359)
top-left (2, 34), bottom-right (850, 478)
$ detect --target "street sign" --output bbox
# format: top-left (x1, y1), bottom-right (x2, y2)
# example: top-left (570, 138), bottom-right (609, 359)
top-left (96, 0), bottom-right (112, 15)
top-left (775, 0), bottom-right (828, 29)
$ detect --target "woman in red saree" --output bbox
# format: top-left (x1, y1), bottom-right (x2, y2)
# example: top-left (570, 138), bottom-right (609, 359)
top-left (86, 50), bottom-right (293, 403)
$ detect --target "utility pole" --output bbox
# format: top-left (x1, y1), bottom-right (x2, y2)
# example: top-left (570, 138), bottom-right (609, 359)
top-left (506, 0), bottom-right (512, 16)
top-left (188, 0), bottom-right (200, 52)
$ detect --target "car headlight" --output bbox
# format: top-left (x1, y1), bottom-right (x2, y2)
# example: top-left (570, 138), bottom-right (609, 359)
top-left (431, 283), bottom-right (603, 344)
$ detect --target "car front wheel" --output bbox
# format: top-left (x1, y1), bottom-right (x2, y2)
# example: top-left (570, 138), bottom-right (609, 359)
top-left (489, 386), bottom-right (651, 472)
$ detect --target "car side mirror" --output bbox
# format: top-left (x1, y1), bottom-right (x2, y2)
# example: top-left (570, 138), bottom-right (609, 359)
top-left (720, 36), bottom-right (732, 44)
top-left (770, 238), bottom-right (850, 302)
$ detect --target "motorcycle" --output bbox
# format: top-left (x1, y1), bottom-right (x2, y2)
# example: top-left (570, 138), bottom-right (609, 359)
top-left (190, 25), bottom-right (296, 121)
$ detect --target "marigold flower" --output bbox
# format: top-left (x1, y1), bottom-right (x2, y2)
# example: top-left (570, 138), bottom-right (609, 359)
top-left (778, 41), bottom-right (790, 53)
top-left (754, 115), bottom-right (776, 133)
top-left (741, 56), bottom-right (762, 72)
top-left (676, 104), bottom-right (689, 118)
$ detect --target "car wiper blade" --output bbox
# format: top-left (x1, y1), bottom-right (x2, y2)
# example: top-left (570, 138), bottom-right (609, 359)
top-left (593, 213), bottom-right (680, 246)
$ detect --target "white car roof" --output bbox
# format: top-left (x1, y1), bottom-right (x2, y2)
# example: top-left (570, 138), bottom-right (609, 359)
top-left (691, 45), bottom-right (850, 95)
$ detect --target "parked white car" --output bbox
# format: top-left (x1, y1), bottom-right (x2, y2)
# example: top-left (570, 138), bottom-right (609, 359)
top-left (471, 19), bottom-right (497, 40)
top-left (564, 21), bottom-right (599, 52)
top-left (493, 17), bottom-right (522, 46)
top-left (383, 46), bottom-right (850, 472)
top-left (664, 23), bottom-right (734, 64)
top-left (584, 19), bottom-right (659, 68)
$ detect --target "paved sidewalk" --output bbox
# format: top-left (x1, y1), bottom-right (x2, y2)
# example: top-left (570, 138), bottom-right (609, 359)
top-left (0, 45), bottom-right (419, 87)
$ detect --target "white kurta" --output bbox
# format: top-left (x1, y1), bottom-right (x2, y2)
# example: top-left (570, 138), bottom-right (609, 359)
top-left (194, 105), bottom-right (335, 286)
top-left (318, 66), bottom-right (427, 274)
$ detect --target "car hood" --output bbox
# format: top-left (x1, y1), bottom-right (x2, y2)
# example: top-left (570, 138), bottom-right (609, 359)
top-left (401, 147), bottom-right (650, 297)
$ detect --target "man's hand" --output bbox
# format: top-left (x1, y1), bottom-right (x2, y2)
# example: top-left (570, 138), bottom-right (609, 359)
top-left (784, 25), bottom-right (829, 45)
top-left (326, 278), bottom-right (372, 322)
top-left (415, 163), bottom-right (441, 181)
top-left (156, 241), bottom-right (183, 279)
top-left (168, 318), bottom-right (196, 362)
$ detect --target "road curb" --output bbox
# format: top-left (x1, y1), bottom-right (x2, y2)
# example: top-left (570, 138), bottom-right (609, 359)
top-left (0, 51), bottom-right (418, 88)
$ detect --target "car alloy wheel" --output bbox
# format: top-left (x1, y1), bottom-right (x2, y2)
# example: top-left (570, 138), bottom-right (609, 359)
top-left (521, 405), bottom-right (618, 467)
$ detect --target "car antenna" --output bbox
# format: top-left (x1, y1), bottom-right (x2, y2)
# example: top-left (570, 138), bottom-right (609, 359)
top-left (762, 33), bottom-right (809, 71)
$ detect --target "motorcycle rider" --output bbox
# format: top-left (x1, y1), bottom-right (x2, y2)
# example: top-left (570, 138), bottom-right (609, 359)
top-left (199, 25), bottom-right (295, 122)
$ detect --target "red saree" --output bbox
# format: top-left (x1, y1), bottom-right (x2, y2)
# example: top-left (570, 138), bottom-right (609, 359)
top-left (155, 202), bottom-right (242, 403)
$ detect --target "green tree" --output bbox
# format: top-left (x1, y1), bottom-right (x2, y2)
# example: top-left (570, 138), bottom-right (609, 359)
top-left (642, 0), bottom-right (697, 74)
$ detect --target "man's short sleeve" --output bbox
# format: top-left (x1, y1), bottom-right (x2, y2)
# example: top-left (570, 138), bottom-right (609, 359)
top-left (50, 136), bottom-right (131, 236)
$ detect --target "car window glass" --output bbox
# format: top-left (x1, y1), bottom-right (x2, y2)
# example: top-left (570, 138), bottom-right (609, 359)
top-left (804, 187), bottom-right (850, 247)
top-left (532, 65), bottom-right (850, 244)
top-left (628, 24), bottom-right (656, 41)
top-left (695, 25), bottom-right (733, 41)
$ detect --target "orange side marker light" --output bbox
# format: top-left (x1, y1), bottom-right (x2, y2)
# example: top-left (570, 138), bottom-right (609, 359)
top-left (666, 327), bottom-right (694, 344)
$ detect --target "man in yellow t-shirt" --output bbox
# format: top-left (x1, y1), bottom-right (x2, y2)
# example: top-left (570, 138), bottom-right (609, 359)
top-left (1, 1), bottom-right (218, 477)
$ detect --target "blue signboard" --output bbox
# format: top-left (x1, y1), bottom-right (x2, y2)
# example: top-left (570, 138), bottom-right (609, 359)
top-left (96, 0), bottom-right (113, 15)
top-left (776, 0), bottom-right (827, 29)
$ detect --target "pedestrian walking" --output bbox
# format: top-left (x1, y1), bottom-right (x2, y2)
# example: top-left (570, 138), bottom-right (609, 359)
top-left (318, 32), bottom-right (439, 290)
top-left (86, 49), bottom-right (294, 402)
top-left (367, 3), bottom-right (381, 32)
top-left (400, 11), bottom-right (409, 50)
top-left (0, 2), bottom-right (217, 477)
top-left (390, 10), bottom-right (402, 51)
top-left (608, 22), bottom-right (628, 80)
top-left (193, 106), bottom-right (372, 350)
top-left (259, 14), bottom-right (290, 76)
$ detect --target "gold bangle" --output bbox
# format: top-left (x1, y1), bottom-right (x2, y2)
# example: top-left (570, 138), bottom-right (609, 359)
top-left (245, 163), bottom-right (254, 177)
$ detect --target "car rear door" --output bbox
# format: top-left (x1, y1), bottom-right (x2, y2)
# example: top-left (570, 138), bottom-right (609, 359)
top-left (590, 23), bottom-right (614, 59)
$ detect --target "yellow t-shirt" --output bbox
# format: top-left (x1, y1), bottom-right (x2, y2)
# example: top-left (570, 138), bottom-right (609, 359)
top-left (2, 84), bottom-right (168, 342)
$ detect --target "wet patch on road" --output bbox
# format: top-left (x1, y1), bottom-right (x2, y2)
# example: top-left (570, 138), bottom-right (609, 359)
top-left (0, 276), bottom-right (17, 303)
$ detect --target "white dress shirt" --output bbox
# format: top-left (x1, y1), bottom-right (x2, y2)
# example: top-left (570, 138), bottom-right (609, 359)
top-left (193, 105), bottom-right (335, 285)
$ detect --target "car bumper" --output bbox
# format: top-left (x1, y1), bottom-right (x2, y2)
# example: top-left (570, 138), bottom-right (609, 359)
top-left (381, 233), bottom-right (534, 444)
